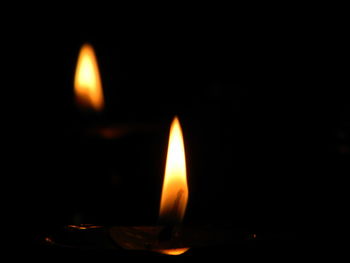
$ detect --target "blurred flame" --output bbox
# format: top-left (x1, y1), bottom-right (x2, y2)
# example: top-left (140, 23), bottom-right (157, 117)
top-left (159, 116), bottom-right (188, 224)
top-left (74, 43), bottom-right (104, 111)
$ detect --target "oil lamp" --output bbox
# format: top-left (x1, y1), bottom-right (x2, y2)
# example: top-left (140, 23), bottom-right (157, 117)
top-left (110, 116), bottom-right (190, 255)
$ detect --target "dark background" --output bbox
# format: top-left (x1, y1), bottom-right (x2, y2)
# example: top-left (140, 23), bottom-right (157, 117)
top-left (3, 8), bottom-right (348, 256)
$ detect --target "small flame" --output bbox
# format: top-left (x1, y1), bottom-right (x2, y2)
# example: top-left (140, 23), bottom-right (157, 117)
top-left (159, 116), bottom-right (188, 224)
top-left (74, 43), bottom-right (104, 111)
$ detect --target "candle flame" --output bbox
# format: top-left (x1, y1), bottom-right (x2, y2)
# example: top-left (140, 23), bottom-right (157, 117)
top-left (157, 117), bottom-right (189, 255)
top-left (159, 116), bottom-right (188, 224)
top-left (74, 43), bottom-right (104, 111)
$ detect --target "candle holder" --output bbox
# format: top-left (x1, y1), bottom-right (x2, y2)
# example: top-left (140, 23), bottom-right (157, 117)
top-left (41, 223), bottom-right (279, 256)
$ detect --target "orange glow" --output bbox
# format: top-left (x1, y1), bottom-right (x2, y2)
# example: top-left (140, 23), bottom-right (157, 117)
top-left (66, 224), bottom-right (103, 230)
top-left (154, 248), bottom-right (190, 256)
top-left (159, 116), bottom-right (188, 224)
top-left (157, 117), bottom-right (190, 255)
top-left (74, 43), bottom-right (104, 111)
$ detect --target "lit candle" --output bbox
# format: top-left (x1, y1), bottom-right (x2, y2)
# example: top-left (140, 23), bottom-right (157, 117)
top-left (67, 43), bottom-right (159, 225)
top-left (72, 42), bottom-right (158, 139)
top-left (108, 116), bottom-right (241, 255)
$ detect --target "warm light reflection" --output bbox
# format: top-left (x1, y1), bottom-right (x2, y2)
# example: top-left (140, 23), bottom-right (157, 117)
top-left (74, 43), bottom-right (104, 111)
top-left (159, 116), bottom-right (188, 224)
top-left (154, 248), bottom-right (190, 256)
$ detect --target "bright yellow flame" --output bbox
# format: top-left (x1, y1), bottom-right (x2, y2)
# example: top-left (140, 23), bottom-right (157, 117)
top-left (159, 116), bottom-right (188, 224)
top-left (154, 248), bottom-right (190, 256)
top-left (74, 43), bottom-right (104, 111)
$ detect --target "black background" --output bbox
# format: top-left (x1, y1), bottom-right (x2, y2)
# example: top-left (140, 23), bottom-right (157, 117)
top-left (2, 7), bottom-right (348, 257)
